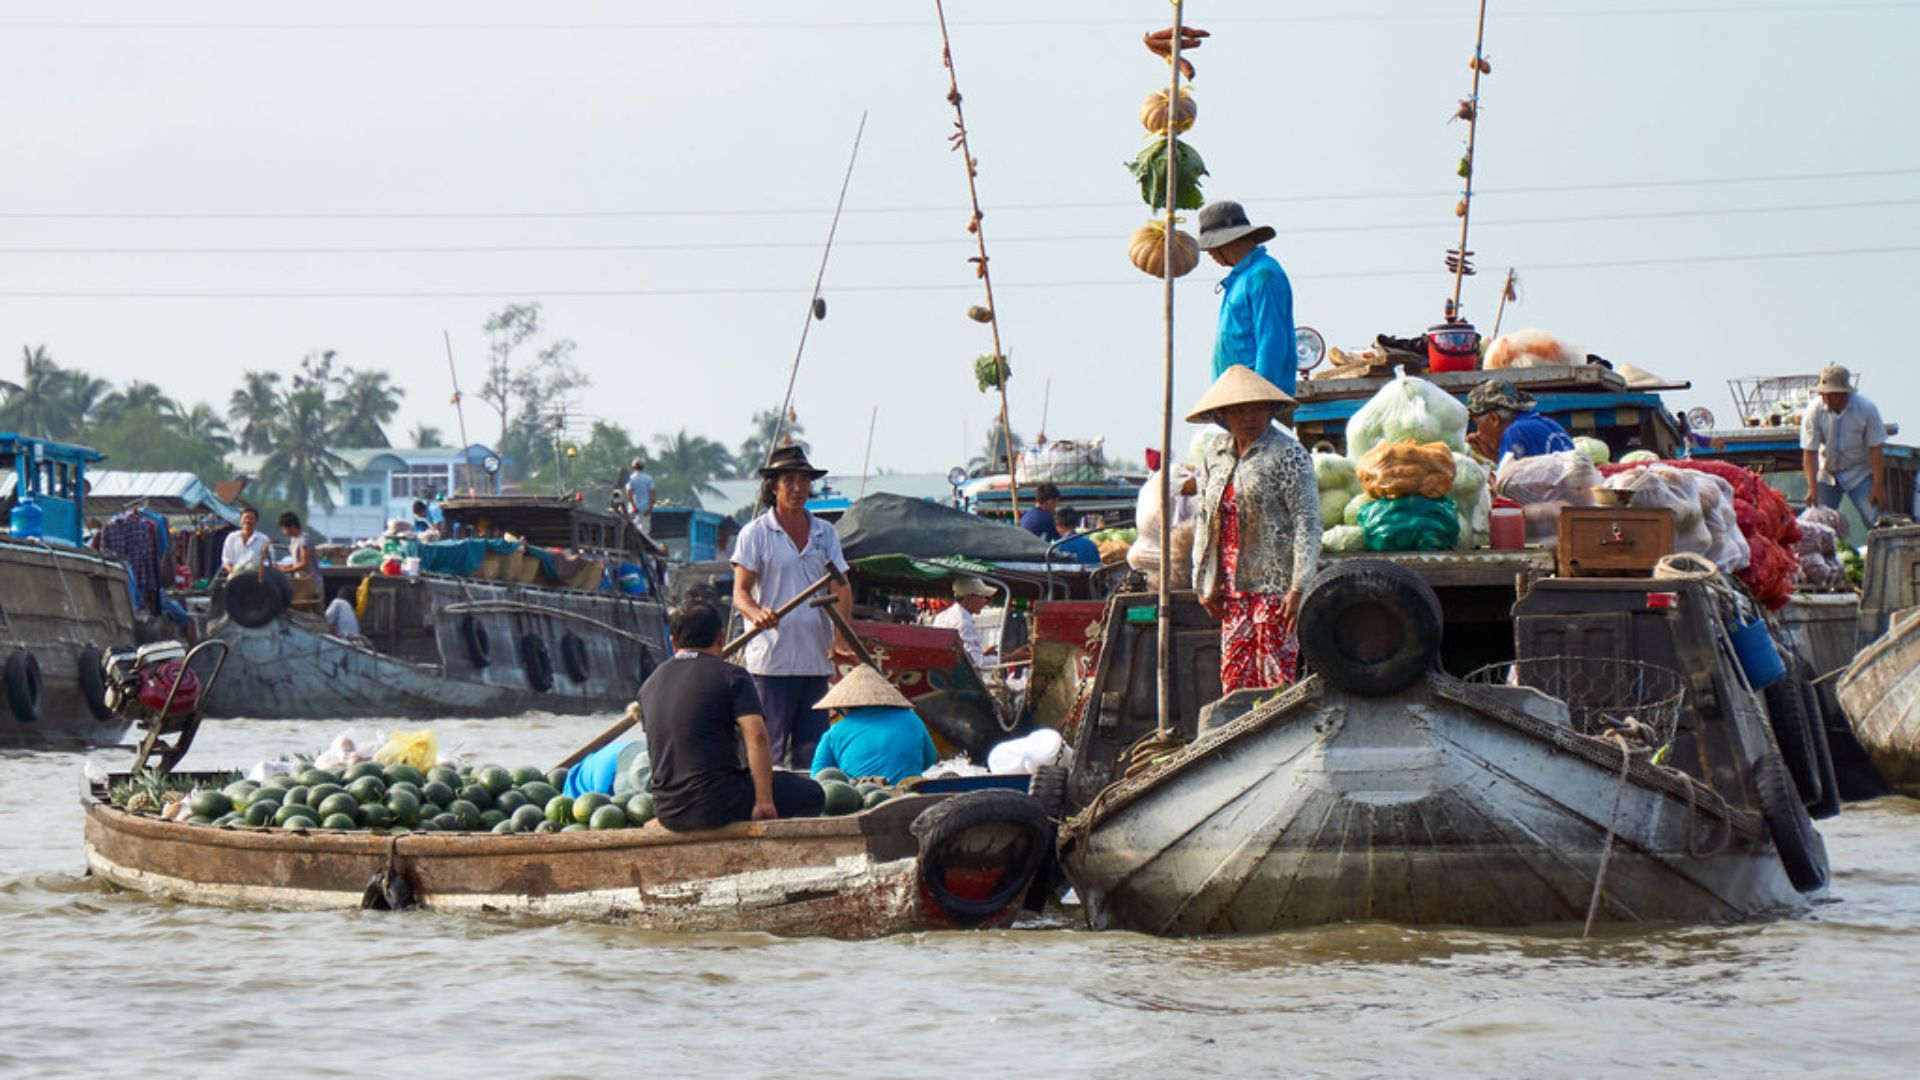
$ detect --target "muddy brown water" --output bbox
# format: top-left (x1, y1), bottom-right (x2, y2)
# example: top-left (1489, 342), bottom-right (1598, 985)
top-left (5, 716), bottom-right (1918, 1077)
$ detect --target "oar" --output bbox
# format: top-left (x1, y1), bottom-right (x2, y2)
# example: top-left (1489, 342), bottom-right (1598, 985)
top-left (550, 570), bottom-right (841, 771)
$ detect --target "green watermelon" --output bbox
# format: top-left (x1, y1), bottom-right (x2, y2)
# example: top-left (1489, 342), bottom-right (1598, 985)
top-left (819, 781), bottom-right (862, 816)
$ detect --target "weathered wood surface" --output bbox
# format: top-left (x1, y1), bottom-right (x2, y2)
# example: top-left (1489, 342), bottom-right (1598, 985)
top-left (0, 540), bottom-right (139, 746)
top-left (1836, 608), bottom-right (1920, 797)
top-left (82, 781), bottom-right (974, 938)
top-left (1059, 675), bottom-right (1805, 935)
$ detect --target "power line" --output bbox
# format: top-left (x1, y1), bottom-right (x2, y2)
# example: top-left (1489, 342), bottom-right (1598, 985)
top-left (0, 167), bottom-right (1914, 222)
top-left (0, 243), bottom-right (1911, 299)
top-left (3, 198), bottom-right (1913, 257)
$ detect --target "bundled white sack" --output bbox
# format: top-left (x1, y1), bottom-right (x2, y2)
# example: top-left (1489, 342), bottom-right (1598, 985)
top-left (1345, 374), bottom-right (1470, 458)
top-left (1496, 450), bottom-right (1600, 543)
top-left (1321, 525), bottom-right (1368, 552)
top-left (1606, 466), bottom-right (1711, 556)
top-left (1450, 452), bottom-right (1491, 550)
top-left (986, 728), bottom-right (1070, 776)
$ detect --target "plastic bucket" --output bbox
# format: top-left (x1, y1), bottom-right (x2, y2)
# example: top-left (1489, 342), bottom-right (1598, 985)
top-left (1427, 322), bottom-right (1481, 372)
top-left (1489, 498), bottom-right (1525, 549)
top-left (1731, 618), bottom-right (1785, 688)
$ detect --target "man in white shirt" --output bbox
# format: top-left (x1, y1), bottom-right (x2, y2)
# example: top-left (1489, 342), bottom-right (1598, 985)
top-left (1800, 363), bottom-right (1888, 540)
top-left (933, 575), bottom-right (995, 670)
top-left (220, 507), bottom-right (271, 574)
top-left (324, 585), bottom-right (361, 638)
top-left (625, 459), bottom-right (656, 536)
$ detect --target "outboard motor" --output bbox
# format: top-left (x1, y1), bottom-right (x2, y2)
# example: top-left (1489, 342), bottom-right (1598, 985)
top-left (100, 642), bottom-right (202, 721)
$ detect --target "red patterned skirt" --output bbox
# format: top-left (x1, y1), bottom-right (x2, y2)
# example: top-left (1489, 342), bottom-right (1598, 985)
top-left (1219, 483), bottom-right (1299, 693)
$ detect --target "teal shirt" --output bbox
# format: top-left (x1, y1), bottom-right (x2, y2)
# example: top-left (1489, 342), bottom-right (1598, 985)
top-left (810, 706), bottom-right (939, 784)
top-left (1212, 246), bottom-right (1296, 396)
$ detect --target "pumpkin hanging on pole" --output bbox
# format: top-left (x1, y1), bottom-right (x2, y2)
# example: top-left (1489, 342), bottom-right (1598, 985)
top-left (1126, 22), bottom-right (1209, 278)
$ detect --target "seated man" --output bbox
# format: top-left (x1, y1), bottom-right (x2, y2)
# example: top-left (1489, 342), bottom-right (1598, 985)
top-left (1052, 505), bottom-right (1102, 566)
top-left (641, 600), bottom-right (824, 831)
top-left (1465, 379), bottom-right (1575, 467)
top-left (810, 666), bottom-right (939, 784)
top-left (324, 585), bottom-right (360, 639)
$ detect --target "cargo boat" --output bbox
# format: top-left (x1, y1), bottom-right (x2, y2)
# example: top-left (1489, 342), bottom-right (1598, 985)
top-left (203, 497), bottom-right (671, 720)
top-left (0, 434), bottom-right (142, 747)
top-left (1835, 524), bottom-right (1920, 797)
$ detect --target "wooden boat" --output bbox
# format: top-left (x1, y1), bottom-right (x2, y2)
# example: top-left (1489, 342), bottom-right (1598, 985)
top-left (81, 773), bottom-right (1056, 938)
top-left (204, 497), bottom-right (670, 719)
top-left (1836, 606), bottom-right (1920, 797)
top-left (0, 434), bottom-right (144, 747)
top-left (1058, 561), bottom-right (1828, 935)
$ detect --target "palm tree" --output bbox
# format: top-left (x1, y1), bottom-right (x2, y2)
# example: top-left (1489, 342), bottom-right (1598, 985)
top-left (172, 402), bottom-right (236, 454)
top-left (60, 371), bottom-right (111, 431)
top-left (0, 345), bottom-right (84, 439)
top-left (967, 420), bottom-right (1024, 475)
top-left (330, 368), bottom-right (404, 447)
top-left (650, 429), bottom-right (733, 508)
top-left (260, 384), bottom-right (351, 517)
top-left (94, 380), bottom-right (179, 427)
top-left (408, 423), bottom-right (444, 449)
top-left (734, 407), bottom-right (808, 478)
top-left (227, 371), bottom-right (282, 454)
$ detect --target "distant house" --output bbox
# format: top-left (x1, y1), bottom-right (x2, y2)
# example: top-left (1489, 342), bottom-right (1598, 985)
top-left (228, 444), bottom-right (502, 543)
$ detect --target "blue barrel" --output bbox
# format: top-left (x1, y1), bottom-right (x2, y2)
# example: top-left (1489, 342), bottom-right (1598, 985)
top-left (1731, 618), bottom-right (1785, 689)
top-left (8, 496), bottom-right (42, 540)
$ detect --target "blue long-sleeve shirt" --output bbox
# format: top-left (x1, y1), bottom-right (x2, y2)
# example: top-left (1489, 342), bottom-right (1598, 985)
top-left (1212, 246), bottom-right (1296, 396)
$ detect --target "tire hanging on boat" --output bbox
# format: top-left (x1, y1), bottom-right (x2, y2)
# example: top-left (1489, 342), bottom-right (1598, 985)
top-left (223, 567), bottom-right (291, 629)
top-left (520, 634), bottom-right (554, 693)
top-left (1295, 559), bottom-right (1443, 697)
top-left (910, 788), bottom-right (1053, 926)
top-left (76, 645), bottom-right (115, 722)
top-left (1752, 749), bottom-right (1829, 893)
top-left (4, 649), bottom-right (43, 724)
top-left (560, 632), bottom-right (591, 683)
top-left (1797, 675), bottom-right (1843, 821)
top-left (1762, 676), bottom-right (1823, 808)
top-left (462, 616), bottom-right (492, 669)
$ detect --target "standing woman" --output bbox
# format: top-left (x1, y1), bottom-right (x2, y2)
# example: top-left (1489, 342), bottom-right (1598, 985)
top-left (731, 446), bottom-right (857, 768)
top-left (1190, 365), bottom-right (1320, 692)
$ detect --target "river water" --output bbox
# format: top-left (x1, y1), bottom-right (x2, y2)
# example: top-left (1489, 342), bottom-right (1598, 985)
top-left (5, 715), bottom-right (1917, 1078)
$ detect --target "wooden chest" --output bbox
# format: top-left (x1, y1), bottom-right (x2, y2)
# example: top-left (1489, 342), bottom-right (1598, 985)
top-left (1556, 507), bottom-right (1675, 578)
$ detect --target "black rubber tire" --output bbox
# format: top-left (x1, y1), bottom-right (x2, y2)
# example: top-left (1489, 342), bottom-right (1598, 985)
top-left (1753, 751), bottom-right (1829, 893)
top-left (1763, 677), bottom-right (1822, 808)
top-left (76, 645), bottom-right (115, 722)
top-left (1296, 558), bottom-right (1443, 697)
top-left (912, 788), bottom-right (1053, 926)
top-left (223, 567), bottom-right (291, 629)
top-left (462, 616), bottom-right (492, 669)
top-left (1027, 764), bottom-right (1071, 821)
top-left (520, 634), bottom-right (554, 693)
top-left (4, 649), bottom-right (43, 724)
top-left (560, 632), bottom-right (591, 683)
top-left (1797, 677), bottom-right (1843, 820)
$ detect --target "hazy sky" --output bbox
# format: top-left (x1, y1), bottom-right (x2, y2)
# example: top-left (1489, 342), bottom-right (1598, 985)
top-left (2, 0), bottom-right (1915, 476)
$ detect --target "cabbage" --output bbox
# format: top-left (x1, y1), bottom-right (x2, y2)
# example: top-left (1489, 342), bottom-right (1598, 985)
top-left (1455, 482), bottom-right (1491, 549)
top-left (1312, 451), bottom-right (1357, 492)
top-left (1619, 449), bottom-right (1659, 464)
top-left (1574, 436), bottom-right (1610, 466)
top-left (1321, 525), bottom-right (1367, 552)
top-left (1343, 492), bottom-right (1375, 527)
top-left (1450, 452), bottom-right (1488, 502)
top-left (1320, 489), bottom-right (1352, 529)
top-left (1345, 375), bottom-right (1469, 458)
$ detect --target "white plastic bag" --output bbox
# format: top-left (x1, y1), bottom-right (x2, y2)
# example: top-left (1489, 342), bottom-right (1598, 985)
top-left (1695, 473), bottom-right (1751, 572)
top-left (1320, 489), bottom-right (1353, 529)
top-left (1345, 375), bottom-right (1470, 458)
top-left (1312, 451), bottom-right (1357, 492)
top-left (1607, 466), bottom-right (1711, 555)
top-left (986, 729), bottom-right (1069, 775)
top-left (1456, 483), bottom-right (1491, 550)
top-left (1321, 525), bottom-right (1368, 552)
top-left (313, 730), bottom-right (364, 772)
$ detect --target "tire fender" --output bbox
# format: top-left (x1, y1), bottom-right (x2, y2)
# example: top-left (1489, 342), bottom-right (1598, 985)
top-left (560, 632), bottom-right (591, 683)
top-left (520, 634), bottom-right (554, 693)
top-left (223, 567), bottom-right (291, 629)
top-left (1753, 750), bottom-right (1829, 894)
top-left (462, 616), bottom-right (492, 669)
top-left (4, 649), bottom-right (44, 724)
top-left (911, 789), bottom-right (1053, 926)
top-left (77, 645), bottom-right (115, 722)
top-left (1296, 558), bottom-right (1443, 697)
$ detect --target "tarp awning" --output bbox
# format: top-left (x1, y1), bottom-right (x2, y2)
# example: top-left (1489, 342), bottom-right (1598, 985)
top-left (84, 471), bottom-right (244, 525)
top-left (835, 493), bottom-right (1054, 563)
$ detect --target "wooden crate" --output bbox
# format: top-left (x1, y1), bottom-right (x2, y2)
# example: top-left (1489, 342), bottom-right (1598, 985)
top-left (1556, 507), bottom-right (1675, 578)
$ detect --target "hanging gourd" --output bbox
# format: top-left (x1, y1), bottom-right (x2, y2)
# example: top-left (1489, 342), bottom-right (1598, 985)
top-left (1139, 88), bottom-right (1196, 136)
top-left (1128, 220), bottom-right (1199, 278)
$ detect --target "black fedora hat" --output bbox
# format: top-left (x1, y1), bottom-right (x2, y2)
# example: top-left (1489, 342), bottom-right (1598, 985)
top-left (1196, 200), bottom-right (1277, 251)
top-left (759, 445), bottom-right (828, 480)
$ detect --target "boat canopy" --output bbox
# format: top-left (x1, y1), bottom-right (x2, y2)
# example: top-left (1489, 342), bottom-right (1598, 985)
top-left (84, 470), bottom-right (245, 525)
top-left (836, 493), bottom-right (1054, 563)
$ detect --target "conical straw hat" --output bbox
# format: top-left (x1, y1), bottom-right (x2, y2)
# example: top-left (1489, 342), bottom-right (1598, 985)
top-left (814, 665), bottom-right (914, 712)
top-left (1184, 364), bottom-right (1296, 424)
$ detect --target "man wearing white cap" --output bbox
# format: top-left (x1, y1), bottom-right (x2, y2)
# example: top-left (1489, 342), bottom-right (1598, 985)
top-left (809, 666), bottom-right (938, 784)
top-left (1800, 363), bottom-right (1887, 538)
top-left (933, 575), bottom-right (995, 671)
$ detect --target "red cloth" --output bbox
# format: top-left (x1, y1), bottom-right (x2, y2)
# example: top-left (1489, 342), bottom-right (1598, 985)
top-left (1219, 483), bottom-right (1299, 692)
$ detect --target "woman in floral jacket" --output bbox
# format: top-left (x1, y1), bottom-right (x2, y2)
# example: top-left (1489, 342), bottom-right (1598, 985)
top-left (1190, 365), bottom-right (1321, 691)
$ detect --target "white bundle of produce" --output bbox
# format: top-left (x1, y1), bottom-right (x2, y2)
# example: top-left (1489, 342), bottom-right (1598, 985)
top-left (1345, 374), bottom-right (1469, 458)
top-left (1496, 450), bottom-right (1600, 543)
top-left (1321, 525), bottom-right (1368, 552)
top-left (1313, 451), bottom-right (1357, 492)
top-left (1450, 452), bottom-right (1491, 549)
top-left (1343, 492), bottom-right (1375, 527)
top-left (1694, 472), bottom-right (1750, 571)
top-left (1604, 466), bottom-right (1711, 556)
top-left (1573, 436), bottom-right (1611, 466)
top-left (1619, 449), bottom-right (1660, 465)
top-left (1321, 490), bottom-right (1352, 529)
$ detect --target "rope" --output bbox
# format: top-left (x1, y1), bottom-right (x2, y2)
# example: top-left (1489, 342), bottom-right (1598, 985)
top-left (1677, 770), bottom-right (1734, 859)
top-left (1123, 728), bottom-right (1188, 779)
top-left (1653, 552), bottom-right (1720, 581)
top-left (1583, 729), bottom-right (1636, 938)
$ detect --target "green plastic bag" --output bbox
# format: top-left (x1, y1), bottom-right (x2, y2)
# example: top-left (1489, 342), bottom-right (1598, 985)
top-left (1356, 495), bottom-right (1461, 552)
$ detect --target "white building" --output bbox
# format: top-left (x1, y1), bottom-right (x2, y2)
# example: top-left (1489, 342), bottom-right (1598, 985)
top-left (229, 444), bottom-right (501, 543)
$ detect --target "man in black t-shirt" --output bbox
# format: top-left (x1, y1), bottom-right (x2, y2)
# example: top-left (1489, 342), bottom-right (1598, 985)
top-left (640, 602), bottom-right (825, 831)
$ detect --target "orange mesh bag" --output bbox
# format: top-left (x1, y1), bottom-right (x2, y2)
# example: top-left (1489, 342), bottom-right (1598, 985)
top-left (1356, 439), bottom-right (1456, 500)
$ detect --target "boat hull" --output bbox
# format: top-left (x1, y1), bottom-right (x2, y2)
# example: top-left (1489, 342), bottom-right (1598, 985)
top-left (0, 540), bottom-right (140, 747)
top-left (1836, 609), bottom-right (1920, 797)
top-left (81, 782), bottom-right (1009, 938)
top-left (1059, 675), bottom-right (1808, 935)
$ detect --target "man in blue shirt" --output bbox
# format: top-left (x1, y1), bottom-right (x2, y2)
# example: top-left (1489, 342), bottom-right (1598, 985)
top-left (1018, 482), bottom-right (1060, 539)
top-left (1197, 200), bottom-right (1296, 397)
top-left (1053, 506), bottom-right (1102, 566)
top-left (1466, 380), bottom-right (1576, 466)
top-left (625, 458), bottom-right (656, 535)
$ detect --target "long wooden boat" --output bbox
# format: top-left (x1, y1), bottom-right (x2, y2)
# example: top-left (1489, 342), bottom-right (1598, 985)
top-left (1836, 606), bottom-right (1920, 798)
top-left (81, 774), bottom-right (1054, 938)
top-left (1, 434), bottom-right (144, 747)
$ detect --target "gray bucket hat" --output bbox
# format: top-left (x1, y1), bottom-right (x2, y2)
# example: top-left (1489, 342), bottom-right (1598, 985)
top-left (1195, 200), bottom-right (1277, 251)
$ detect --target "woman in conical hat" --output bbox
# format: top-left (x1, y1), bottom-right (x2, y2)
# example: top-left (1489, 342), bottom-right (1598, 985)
top-left (1188, 365), bottom-right (1321, 692)
top-left (808, 665), bottom-right (939, 784)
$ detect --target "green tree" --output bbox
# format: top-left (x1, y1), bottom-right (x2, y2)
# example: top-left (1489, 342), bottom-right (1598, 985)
top-left (734, 407), bottom-right (808, 478)
top-left (90, 405), bottom-right (230, 479)
top-left (259, 381), bottom-right (350, 519)
top-left (409, 423), bottom-right (444, 448)
top-left (330, 368), bottom-right (404, 447)
top-left (227, 370), bottom-right (283, 455)
top-left (475, 303), bottom-right (586, 483)
top-left (173, 402), bottom-right (236, 455)
top-left (650, 429), bottom-right (733, 509)
top-left (93, 380), bottom-right (179, 428)
top-left (0, 345), bottom-right (86, 439)
top-left (968, 420), bottom-right (1024, 475)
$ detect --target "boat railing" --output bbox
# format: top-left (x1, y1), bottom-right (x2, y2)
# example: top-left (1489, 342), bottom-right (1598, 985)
top-left (1466, 656), bottom-right (1687, 749)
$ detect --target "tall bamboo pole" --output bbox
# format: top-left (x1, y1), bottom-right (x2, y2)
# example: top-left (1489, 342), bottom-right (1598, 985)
top-left (1155, 1), bottom-right (1188, 740)
top-left (1448, 0), bottom-right (1491, 316)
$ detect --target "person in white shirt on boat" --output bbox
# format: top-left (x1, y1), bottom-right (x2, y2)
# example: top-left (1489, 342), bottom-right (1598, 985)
top-left (1801, 363), bottom-right (1888, 541)
top-left (933, 575), bottom-right (996, 670)
top-left (324, 584), bottom-right (361, 639)
top-left (220, 507), bottom-right (271, 575)
top-left (625, 459), bottom-right (657, 536)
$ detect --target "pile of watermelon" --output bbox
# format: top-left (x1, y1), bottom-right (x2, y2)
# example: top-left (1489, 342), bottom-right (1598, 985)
top-left (1601, 458), bottom-right (1803, 609)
